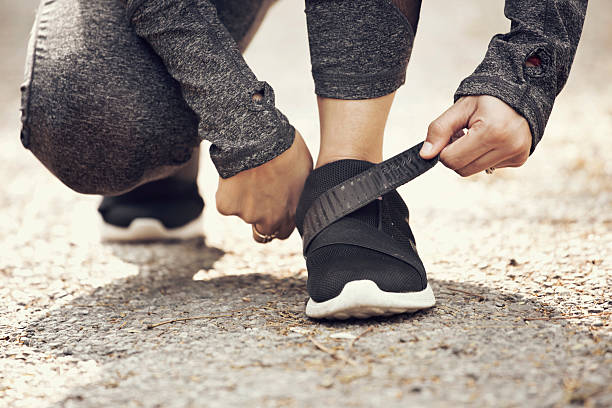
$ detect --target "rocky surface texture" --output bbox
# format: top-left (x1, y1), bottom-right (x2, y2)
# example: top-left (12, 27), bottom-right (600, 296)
top-left (1, 1), bottom-right (610, 407)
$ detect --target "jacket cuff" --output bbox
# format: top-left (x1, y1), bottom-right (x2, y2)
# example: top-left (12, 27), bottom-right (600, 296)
top-left (210, 120), bottom-right (295, 179)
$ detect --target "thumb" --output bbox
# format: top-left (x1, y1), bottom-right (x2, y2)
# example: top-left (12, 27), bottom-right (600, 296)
top-left (420, 98), bottom-right (476, 159)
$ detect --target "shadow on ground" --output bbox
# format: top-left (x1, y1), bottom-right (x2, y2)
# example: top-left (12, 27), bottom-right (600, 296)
top-left (15, 240), bottom-right (609, 407)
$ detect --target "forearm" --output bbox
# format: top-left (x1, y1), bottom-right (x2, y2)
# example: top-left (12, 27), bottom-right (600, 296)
top-left (123, 0), bottom-right (294, 178)
top-left (455, 0), bottom-right (588, 153)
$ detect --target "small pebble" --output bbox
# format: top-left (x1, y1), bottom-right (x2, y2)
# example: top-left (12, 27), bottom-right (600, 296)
top-left (329, 332), bottom-right (356, 340)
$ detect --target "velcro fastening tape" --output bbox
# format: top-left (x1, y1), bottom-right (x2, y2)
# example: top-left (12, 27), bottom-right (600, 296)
top-left (302, 142), bottom-right (438, 253)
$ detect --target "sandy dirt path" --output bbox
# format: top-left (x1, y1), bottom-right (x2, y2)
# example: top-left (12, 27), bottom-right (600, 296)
top-left (1, 1), bottom-right (610, 407)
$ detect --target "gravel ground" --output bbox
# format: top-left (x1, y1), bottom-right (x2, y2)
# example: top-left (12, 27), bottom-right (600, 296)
top-left (1, 1), bottom-right (610, 407)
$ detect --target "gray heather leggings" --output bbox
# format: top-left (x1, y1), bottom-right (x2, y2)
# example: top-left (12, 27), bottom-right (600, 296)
top-left (20, 0), bottom-right (420, 195)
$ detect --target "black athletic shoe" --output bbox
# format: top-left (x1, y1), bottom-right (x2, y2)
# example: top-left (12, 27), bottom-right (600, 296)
top-left (98, 178), bottom-right (204, 242)
top-left (296, 160), bottom-right (435, 319)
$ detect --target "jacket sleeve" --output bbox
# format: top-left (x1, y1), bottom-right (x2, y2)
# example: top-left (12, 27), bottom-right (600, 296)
top-left (454, 0), bottom-right (588, 153)
top-left (121, 0), bottom-right (295, 178)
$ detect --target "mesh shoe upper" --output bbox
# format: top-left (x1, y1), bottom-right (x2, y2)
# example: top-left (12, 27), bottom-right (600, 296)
top-left (296, 159), bottom-right (427, 303)
top-left (98, 178), bottom-right (204, 229)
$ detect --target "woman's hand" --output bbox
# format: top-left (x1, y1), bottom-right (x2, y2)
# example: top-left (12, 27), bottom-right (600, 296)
top-left (420, 95), bottom-right (532, 176)
top-left (215, 130), bottom-right (313, 242)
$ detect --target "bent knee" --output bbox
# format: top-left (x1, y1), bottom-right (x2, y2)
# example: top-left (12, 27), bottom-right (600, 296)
top-left (19, 0), bottom-right (199, 194)
top-left (26, 132), bottom-right (197, 196)
top-left (24, 126), bottom-right (141, 195)
top-left (23, 111), bottom-right (197, 196)
top-left (21, 67), bottom-right (198, 195)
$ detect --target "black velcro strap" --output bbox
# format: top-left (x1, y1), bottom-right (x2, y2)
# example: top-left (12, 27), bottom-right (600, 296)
top-left (302, 142), bottom-right (438, 253)
top-left (307, 217), bottom-right (426, 275)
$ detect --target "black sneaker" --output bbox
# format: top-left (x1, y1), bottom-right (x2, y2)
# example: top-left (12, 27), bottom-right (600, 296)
top-left (98, 178), bottom-right (204, 242)
top-left (296, 159), bottom-right (435, 319)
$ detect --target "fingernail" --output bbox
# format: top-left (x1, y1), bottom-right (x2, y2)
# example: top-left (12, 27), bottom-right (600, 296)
top-left (420, 141), bottom-right (433, 157)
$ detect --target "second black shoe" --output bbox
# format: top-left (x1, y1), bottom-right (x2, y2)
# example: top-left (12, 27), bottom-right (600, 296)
top-left (98, 178), bottom-right (204, 242)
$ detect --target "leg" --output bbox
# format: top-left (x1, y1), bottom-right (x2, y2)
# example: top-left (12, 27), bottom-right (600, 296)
top-left (307, 0), bottom-right (422, 167)
top-left (21, 0), bottom-right (200, 196)
top-left (315, 94), bottom-right (395, 167)
top-left (21, 0), bottom-right (282, 194)
top-left (21, 0), bottom-right (284, 239)
top-left (296, 0), bottom-right (430, 319)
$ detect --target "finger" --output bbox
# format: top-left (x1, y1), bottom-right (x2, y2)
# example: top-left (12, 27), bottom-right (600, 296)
top-left (495, 151), bottom-right (529, 169)
top-left (215, 193), bottom-right (239, 217)
top-left (252, 213), bottom-right (296, 243)
top-left (252, 223), bottom-right (278, 244)
top-left (275, 217), bottom-right (296, 240)
top-left (215, 183), bottom-right (242, 217)
top-left (252, 224), bottom-right (265, 243)
top-left (454, 149), bottom-right (511, 177)
top-left (439, 125), bottom-right (492, 170)
top-left (421, 98), bottom-right (476, 159)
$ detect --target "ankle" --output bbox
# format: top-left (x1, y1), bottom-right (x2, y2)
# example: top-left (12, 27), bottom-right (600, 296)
top-left (316, 152), bottom-right (382, 169)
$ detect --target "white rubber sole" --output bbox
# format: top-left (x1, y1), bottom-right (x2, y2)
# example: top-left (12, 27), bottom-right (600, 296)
top-left (305, 280), bottom-right (435, 320)
top-left (100, 215), bottom-right (204, 242)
